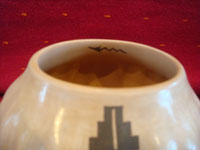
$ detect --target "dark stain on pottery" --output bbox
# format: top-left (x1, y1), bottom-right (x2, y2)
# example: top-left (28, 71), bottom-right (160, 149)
top-left (89, 106), bottom-right (139, 150)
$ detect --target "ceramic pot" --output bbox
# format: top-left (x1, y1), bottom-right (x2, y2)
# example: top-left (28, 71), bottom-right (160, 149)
top-left (0, 39), bottom-right (200, 150)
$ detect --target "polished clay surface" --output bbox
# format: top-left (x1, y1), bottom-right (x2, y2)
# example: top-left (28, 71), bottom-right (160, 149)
top-left (0, 39), bottom-right (200, 150)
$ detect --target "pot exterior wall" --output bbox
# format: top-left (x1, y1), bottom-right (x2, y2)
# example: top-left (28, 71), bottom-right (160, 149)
top-left (0, 68), bottom-right (200, 150)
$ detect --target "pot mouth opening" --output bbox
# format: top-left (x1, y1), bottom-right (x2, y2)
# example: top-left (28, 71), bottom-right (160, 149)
top-left (31, 39), bottom-right (184, 93)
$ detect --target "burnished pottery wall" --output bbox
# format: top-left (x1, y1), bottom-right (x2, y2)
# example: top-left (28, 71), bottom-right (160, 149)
top-left (0, 39), bottom-right (200, 150)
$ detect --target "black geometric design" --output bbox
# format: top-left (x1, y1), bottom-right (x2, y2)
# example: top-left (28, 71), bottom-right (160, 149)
top-left (89, 106), bottom-right (139, 150)
top-left (89, 46), bottom-right (127, 54)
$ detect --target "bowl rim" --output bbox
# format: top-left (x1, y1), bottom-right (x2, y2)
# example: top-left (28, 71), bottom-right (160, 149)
top-left (28, 39), bottom-right (186, 95)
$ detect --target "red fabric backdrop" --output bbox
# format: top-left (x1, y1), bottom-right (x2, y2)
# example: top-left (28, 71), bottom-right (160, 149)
top-left (0, 0), bottom-right (200, 101)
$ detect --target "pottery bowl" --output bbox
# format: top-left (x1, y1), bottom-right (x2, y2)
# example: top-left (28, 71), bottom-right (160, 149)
top-left (0, 39), bottom-right (200, 150)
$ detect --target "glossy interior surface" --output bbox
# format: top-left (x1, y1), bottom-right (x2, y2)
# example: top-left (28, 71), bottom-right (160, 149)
top-left (46, 50), bottom-right (167, 87)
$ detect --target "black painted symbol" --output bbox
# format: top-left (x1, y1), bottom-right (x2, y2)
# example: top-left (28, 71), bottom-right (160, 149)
top-left (89, 106), bottom-right (139, 150)
top-left (89, 46), bottom-right (127, 54)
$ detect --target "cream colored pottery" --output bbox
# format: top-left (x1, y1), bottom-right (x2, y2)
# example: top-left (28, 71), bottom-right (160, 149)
top-left (0, 39), bottom-right (200, 150)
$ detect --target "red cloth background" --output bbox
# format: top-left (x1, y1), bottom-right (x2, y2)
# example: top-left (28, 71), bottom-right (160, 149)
top-left (0, 0), bottom-right (200, 101)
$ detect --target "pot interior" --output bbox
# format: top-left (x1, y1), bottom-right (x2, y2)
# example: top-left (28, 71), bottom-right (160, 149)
top-left (37, 40), bottom-right (178, 87)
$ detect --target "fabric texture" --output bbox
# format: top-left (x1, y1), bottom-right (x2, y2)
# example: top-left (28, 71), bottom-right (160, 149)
top-left (0, 0), bottom-right (200, 101)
